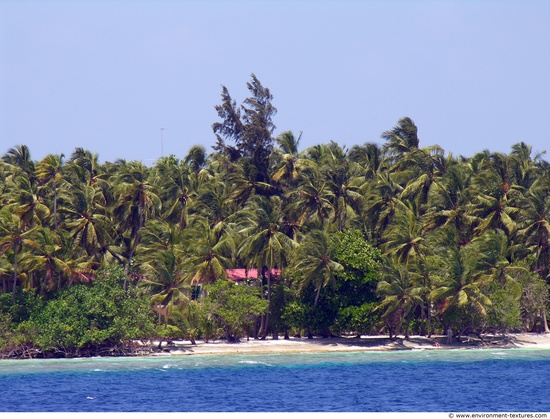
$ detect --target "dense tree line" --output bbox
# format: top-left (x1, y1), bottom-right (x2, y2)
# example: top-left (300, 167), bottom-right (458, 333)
top-left (1, 74), bottom-right (549, 357)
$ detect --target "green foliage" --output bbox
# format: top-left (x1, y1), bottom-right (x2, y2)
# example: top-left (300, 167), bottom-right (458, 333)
top-left (20, 265), bottom-right (156, 355)
top-left (483, 282), bottom-right (523, 333)
top-left (3, 100), bottom-right (550, 345)
top-left (333, 230), bottom-right (382, 274)
top-left (203, 280), bottom-right (267, 342)
top-left (281, 300), bottom-right (309, 333)
top-left (335, 302), bottom-right (380, 336)
top-left (331, 230), bottom-right (382, 335)
top-left (0, 290), bottom-right (43, 323)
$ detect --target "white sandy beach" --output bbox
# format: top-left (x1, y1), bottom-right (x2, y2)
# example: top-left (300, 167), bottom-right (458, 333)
top-left (152, 333), bottom-right (550, 357)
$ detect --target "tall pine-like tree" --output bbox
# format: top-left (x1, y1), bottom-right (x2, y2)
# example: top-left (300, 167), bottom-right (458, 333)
top-left (212, 74), bottom-right (276, 183)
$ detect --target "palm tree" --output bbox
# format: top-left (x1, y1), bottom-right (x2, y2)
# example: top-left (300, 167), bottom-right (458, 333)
top-left (423, 161), bottom-right (475, 245)
top-left (114, 161), bottom-right (161, 272)
top-left (36, 153), bottom-right (65, 229)
top-left (362, 171), bottom-right (404, 245)
top-left (237, 195), bottom-right (297, 339)
top-left (349, 142), bottom-right (386, 181)
top-left (193, 173), bottom-right (238, 226)
top-left (183, 217), bottom-right (235, 285)
top-left (138, 218), bottom-right (185, 255)
top-left (471, 230), bottom-right (524, 299)
top-left (2, 145), bottom-right (36, 187)
top-left (287, 175), bottom-right (334, 228)
top-left (430, 230), bottom-right (494, 326)
top-left (6, 175), bottom-right (50, 230)
top-left (183, 145), bottom-right (208, 174)
top-left (318, 142), bottom-right (364, 231)
top-left (382, 202), bottom-right (434, 335)
top-left (376, 259), bottom-right (423, 338)
top-left (517, 179), bottom-right (550, 283)
top-left (60, 182), bottom-right (114, 258)
top-left (381, 117), bottom-right (420, 168)
top-left (140, 248), bottom-right (190, 309)
top-left (152, 156), bottom-right (195, 232)
top-left (19, 227), bottom-right (72, 294)
top-left (469, 171), bottom-right (520, 237)
top-left (270, 131), bottom-right (312, 185)
top-left (398, 146), bottom-right (446, 214)
top-left (0, 208), bottom-right (38, 301)
top-left (382, 202), bottom-right (426, 265)
top-left (293, 229), bottom-right (343, 310)
top-left (226, 159), bottom-right (272, 206)
top-left (509, 142), bottom-right (545, 190)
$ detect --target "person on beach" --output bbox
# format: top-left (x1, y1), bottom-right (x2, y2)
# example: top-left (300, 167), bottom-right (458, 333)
top-left (434, 339), bottom-right (440, 348)
top-left (447, 327), bottom-right (453, 344)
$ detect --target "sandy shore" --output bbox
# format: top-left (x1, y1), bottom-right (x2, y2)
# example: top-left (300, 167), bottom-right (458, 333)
top-left (151, 333), bottom-right (550, 357)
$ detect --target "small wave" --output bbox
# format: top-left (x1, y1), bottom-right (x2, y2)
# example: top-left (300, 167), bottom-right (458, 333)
top-left (86, 397), bottom-right (96, 400)
top-left (92, 369), bottom-right (103, 372)
top-left (238, 360), bottom-right (274, 367)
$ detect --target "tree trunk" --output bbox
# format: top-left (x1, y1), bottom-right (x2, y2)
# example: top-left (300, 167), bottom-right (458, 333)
top-left (11, 244), bottom-right (18, 303)
top-left (541, 308), bottom-right (550, 333)
top-left (53, 181), bottom-right (58, 230)
top-left (261, 270), bottom-right (272, 340)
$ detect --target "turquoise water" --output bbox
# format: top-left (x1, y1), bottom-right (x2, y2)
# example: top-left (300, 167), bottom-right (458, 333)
top-left (1, 348), bottom-right (549, 412)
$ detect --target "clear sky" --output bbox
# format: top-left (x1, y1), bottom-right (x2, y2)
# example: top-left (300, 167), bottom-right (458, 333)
top-left (1, 0), bottom-right (549, 164)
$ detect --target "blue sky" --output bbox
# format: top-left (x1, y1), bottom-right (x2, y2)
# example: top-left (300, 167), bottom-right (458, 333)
top-left (1, 0), bottom-right (549, 164)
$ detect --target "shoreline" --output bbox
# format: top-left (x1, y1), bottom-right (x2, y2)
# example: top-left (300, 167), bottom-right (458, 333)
top-left (151, 333), bottom-right (550, 357)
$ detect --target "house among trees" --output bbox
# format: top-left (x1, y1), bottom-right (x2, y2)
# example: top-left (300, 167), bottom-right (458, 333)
top-left (226, 268), bottom-right (282, 284)
top-left (191, 268), bottom-right (281, 299)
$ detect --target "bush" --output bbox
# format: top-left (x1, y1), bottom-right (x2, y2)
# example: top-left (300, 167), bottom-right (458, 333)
top-left (23, 264), bottom-right (156, 356)
top-left (203, 280), bottom-right (267, 342)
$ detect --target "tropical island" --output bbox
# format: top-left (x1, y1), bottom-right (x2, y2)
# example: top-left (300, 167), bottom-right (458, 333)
top-left (1, 75), bottom-right (549, 359)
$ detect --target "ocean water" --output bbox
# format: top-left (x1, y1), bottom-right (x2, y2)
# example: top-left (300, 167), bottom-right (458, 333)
top-left (1, 348), bottom-right (549, 412)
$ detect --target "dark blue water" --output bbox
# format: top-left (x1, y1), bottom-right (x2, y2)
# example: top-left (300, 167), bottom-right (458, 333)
top-left (1, 349), bottom-right (549, 412)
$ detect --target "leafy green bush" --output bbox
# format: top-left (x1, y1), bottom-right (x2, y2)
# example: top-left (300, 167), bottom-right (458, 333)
top-left (203, 280), bottom-right (267, 342)
top-left (22, 264), bottom-right (156, 356)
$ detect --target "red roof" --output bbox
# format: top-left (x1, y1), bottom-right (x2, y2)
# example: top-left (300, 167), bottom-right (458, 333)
top-left (226, 268), bottom-right (281, 282)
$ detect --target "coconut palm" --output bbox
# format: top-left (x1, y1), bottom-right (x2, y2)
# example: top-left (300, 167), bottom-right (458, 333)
top-left (140, 248), bottom-right (190, 308)
top-left (469, 173), bottom-right (520, 237)
top-left (470, 230), bottom-right (524, 300)
top-left (2, 145), bottom-right (36, 187)
top-left (270, 131), bottom-right (313, 186)
top-left (376, 259), bottom-right (423, 338)
top-left (318, 142), bottom-right (365, 231)
top-left (287, 175), bottom-right (334, 228)
top-left (509, 142), bottom-right (545, 190)
top-left (237, 195), bottom-right (297, 338)
top-left (349, 142), bottom-right (387, 180)
top-left (183, 217), bottom-right (235, 285)
top-left (36, 153), bottom-right (65, 229)
top-left (60, 182), bottom-right (114, 258)
top-left (362, 171), bottom-right (404, 245)
top-left (517, 178), bottom-right (550, 282)
top-left (293, 229), bottom-right (343, 309)
top-left (19, 227), bottom-right (72, 294)
top-left (114, 161), bottom-right (161, 272)
top-left (5, 175), bottom-right (50, 230)
top-left (381, 117), bottom-right (420, 168)
top-left (382, 202), bottom-right (436, 335)
top-left (152, 156), bottom-right (195, 232)
top-left (398, 146), bottom-right (446, 213)
top-left (183, 145), bottom-right (208, 174)
top-left (430, 232), bottom-right (493, 321)
top-left (0, 208), bottom-right (39, 301)
top-left (423, 161), bottom-right (475, 245)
